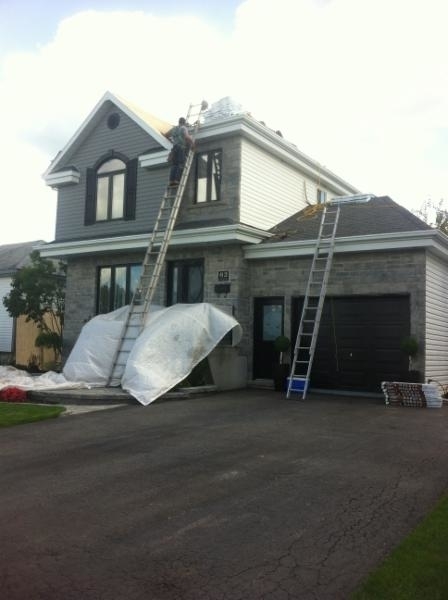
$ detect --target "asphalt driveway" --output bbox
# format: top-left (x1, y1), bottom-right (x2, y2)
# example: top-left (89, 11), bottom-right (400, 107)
top-left (1, 389), bottom-right (448, 600)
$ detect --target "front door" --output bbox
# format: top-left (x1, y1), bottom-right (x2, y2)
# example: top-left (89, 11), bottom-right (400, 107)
top-left (253, 297), bottom-right (284, 379)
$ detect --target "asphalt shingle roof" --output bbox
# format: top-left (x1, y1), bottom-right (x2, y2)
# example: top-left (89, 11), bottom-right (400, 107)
top-left (0, 241), bottom-right (45, 276)
top-left (268, 196), bottom-right (431, 243)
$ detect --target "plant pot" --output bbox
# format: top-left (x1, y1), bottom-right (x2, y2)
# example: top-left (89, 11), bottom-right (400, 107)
top-left (273, 363), bottom-right (290, 391)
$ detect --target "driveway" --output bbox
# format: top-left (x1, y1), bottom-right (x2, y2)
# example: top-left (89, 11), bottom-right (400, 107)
top-left (1, 390), bottom-right (447, 600)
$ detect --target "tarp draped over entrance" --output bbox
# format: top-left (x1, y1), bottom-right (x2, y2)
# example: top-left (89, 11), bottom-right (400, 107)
top-left (0, 303), bottom-right (242, 406)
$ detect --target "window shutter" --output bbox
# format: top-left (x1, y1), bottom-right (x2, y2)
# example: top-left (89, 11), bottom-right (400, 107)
top-left (84, 168), bottom-right (96, 225)
top-left (124, 158), bottom-right (138, 220)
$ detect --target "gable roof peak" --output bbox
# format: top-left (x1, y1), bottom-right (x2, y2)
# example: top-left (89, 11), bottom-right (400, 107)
top-left (44, 91), bottom-right (172, 179)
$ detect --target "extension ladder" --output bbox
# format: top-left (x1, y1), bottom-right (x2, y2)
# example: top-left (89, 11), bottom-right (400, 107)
top-left (106, 100), bottom-right (208, 386)
top-left (286, 202), bottom-right (341, 399)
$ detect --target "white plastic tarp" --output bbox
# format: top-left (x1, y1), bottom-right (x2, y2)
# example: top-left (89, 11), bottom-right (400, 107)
top-left (0, 303), bottom-right (242, 406)
top-left (122, 303), bottom-right (242, 405)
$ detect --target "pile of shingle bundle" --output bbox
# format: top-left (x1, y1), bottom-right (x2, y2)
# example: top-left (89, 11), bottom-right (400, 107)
top-left (381, 381), bottom-right (443, 408)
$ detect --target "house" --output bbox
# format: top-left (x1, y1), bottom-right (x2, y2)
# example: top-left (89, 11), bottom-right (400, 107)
top-left (40, 92), bottom-right (448, 394)
top-left (0, 240), bottom-right (52, 368)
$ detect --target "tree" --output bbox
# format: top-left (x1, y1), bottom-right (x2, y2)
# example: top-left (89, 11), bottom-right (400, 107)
top-left (3, 251), bottom-right (66, 364)
top-left (415, 198), bottom-right (448, 234)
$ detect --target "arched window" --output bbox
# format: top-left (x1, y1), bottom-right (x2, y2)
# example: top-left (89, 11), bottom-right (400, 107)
top-left (84, 155), bottom-right (138, 225)
top-left (96, 158), bottom-right (126, 221)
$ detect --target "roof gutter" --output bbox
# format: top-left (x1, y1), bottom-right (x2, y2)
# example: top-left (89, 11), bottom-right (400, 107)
top-left (243, 229), bottom-right (448, 260)
top-left (38, 224), bottom-right (272, 259)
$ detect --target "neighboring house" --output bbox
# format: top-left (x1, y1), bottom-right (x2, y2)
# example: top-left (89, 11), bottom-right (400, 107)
top-left (0, 240), bottom-right (51, 368)
top-left (40, 91), bottom-right (448, 393)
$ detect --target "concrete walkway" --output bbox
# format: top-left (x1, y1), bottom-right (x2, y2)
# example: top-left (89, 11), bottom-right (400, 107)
top-left (1, 389), bottom-right (447, 600)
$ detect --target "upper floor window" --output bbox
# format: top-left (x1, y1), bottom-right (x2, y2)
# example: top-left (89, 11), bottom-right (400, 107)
top-left (317, 189), bottom-right (327, 204)
top-left (195, 150), bottom-right (222, 203)
top-left (96, 158), bottom-right (126, 221)
top-left (84, 153), bottom-right (138, 225)
top-left (97, 263), bottom-right (142, 314)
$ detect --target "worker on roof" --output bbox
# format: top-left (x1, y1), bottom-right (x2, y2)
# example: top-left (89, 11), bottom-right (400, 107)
top-left (168, 117), bottom-right (195, 187)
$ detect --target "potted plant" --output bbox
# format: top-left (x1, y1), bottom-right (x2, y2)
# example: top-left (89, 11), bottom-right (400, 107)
top-left (273, 335), bottom-right (291, 391)
top-left (400, 335), bottom-right (420, 382)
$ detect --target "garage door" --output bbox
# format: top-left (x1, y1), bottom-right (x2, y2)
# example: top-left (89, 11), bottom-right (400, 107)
top-left (291, 295), bottom-right (410, 392)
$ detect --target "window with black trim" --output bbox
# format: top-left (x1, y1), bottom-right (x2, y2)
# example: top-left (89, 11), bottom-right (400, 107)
top-left (96, 158), bottom-right (125, 221)
top-left (195, 150), bottom-right (222, 203)
top-left (85, 153), bottom-right (138, 225)
top-left (167, 259), bottom-right (204, 305)
top-left (97, 264), bottom-right (142, 314)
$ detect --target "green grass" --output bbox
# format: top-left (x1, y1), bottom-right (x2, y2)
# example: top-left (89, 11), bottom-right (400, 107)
top-left (0, 403), bottom-right (66, 427)
top-left (351, 495), bottom-right (448, 599)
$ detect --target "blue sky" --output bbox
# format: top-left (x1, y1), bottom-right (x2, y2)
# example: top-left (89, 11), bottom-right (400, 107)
top-left (0, 0), bottom-right (240, 51)
top-left (0, 0), bottom-right (447, 243)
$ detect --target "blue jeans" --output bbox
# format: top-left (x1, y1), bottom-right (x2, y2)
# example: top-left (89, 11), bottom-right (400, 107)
top-left (169, 145), bottom-right (186, 182)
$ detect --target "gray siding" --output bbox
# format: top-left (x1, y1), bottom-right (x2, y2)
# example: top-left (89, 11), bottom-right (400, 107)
top-left (55, 106), bottom-right (168, 242)
top-left (425, 253), bottom-right (448, 381)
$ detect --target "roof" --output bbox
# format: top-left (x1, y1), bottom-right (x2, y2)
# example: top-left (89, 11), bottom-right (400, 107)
top-left (268, 196), bottom-right (432, 243)
top-left (0, 241), bottom-right (46, 276)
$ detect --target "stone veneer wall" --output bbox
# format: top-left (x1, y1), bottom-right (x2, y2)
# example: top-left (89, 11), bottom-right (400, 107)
top-left (63, 246), bottom-right (426, 383)
top-left (176, 135), bottom-right (241, 227)
top-left (62, 243), bottom-right (252, 367)
top-left (247, 248), bottom-right (427, 378)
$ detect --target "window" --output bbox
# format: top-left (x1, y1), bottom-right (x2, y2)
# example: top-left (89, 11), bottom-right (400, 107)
top-left (317, 189), bottom-right (327, 204)
top-left (96, 159), bottom-right (126, 221)
top-left (167, 259), bottom-right (204, 305)
top-left (97, 264), bottom-right (142, 314)
top-left (84, 154), bottom-right (138, 225)
top-left (195, 150), bottom-right (222, 203)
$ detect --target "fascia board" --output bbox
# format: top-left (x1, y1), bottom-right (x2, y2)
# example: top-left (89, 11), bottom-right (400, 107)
top-left (196, 116), bottom-right (359, 196)
top-left (44, 168), bottom-right (81, 187)
top-left (112, 94), bottom-right (172, 150)
top-left (43, 91), bottom-right (171, 178)
top-left (39, 225), bottom-right (271, 258)
top-left (139, 149), bottom-right (171, 169)
top-left (244, 230), bottom-right (445, 259)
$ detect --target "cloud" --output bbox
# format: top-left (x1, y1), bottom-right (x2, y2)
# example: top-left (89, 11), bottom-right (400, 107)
top-left (0, 0), bottom-right (447, 244)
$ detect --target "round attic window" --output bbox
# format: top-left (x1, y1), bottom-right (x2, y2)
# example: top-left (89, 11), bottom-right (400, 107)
top-left (107, 112), bottom-right (120, 129)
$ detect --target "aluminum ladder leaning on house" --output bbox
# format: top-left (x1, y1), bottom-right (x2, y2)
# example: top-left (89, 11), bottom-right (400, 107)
top-left (286, 201), bottom-right (341, 400)
top-left (286, 194), bottom-right (375, 399)
top-left (106, 100), bottom-right (209, 387)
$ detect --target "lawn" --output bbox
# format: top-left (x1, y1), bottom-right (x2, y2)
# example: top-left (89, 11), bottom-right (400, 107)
top-left (351, 495), bottom-right (448, 599)
top-left (0, 403), bottom-right (65, 427)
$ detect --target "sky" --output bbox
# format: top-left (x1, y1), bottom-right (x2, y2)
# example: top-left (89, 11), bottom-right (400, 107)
top-left (0, 0), bottom-right (447, 244)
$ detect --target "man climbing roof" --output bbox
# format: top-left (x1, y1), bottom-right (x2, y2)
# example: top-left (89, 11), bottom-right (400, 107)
top-left (168, 117), bottom-right (195, 187)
